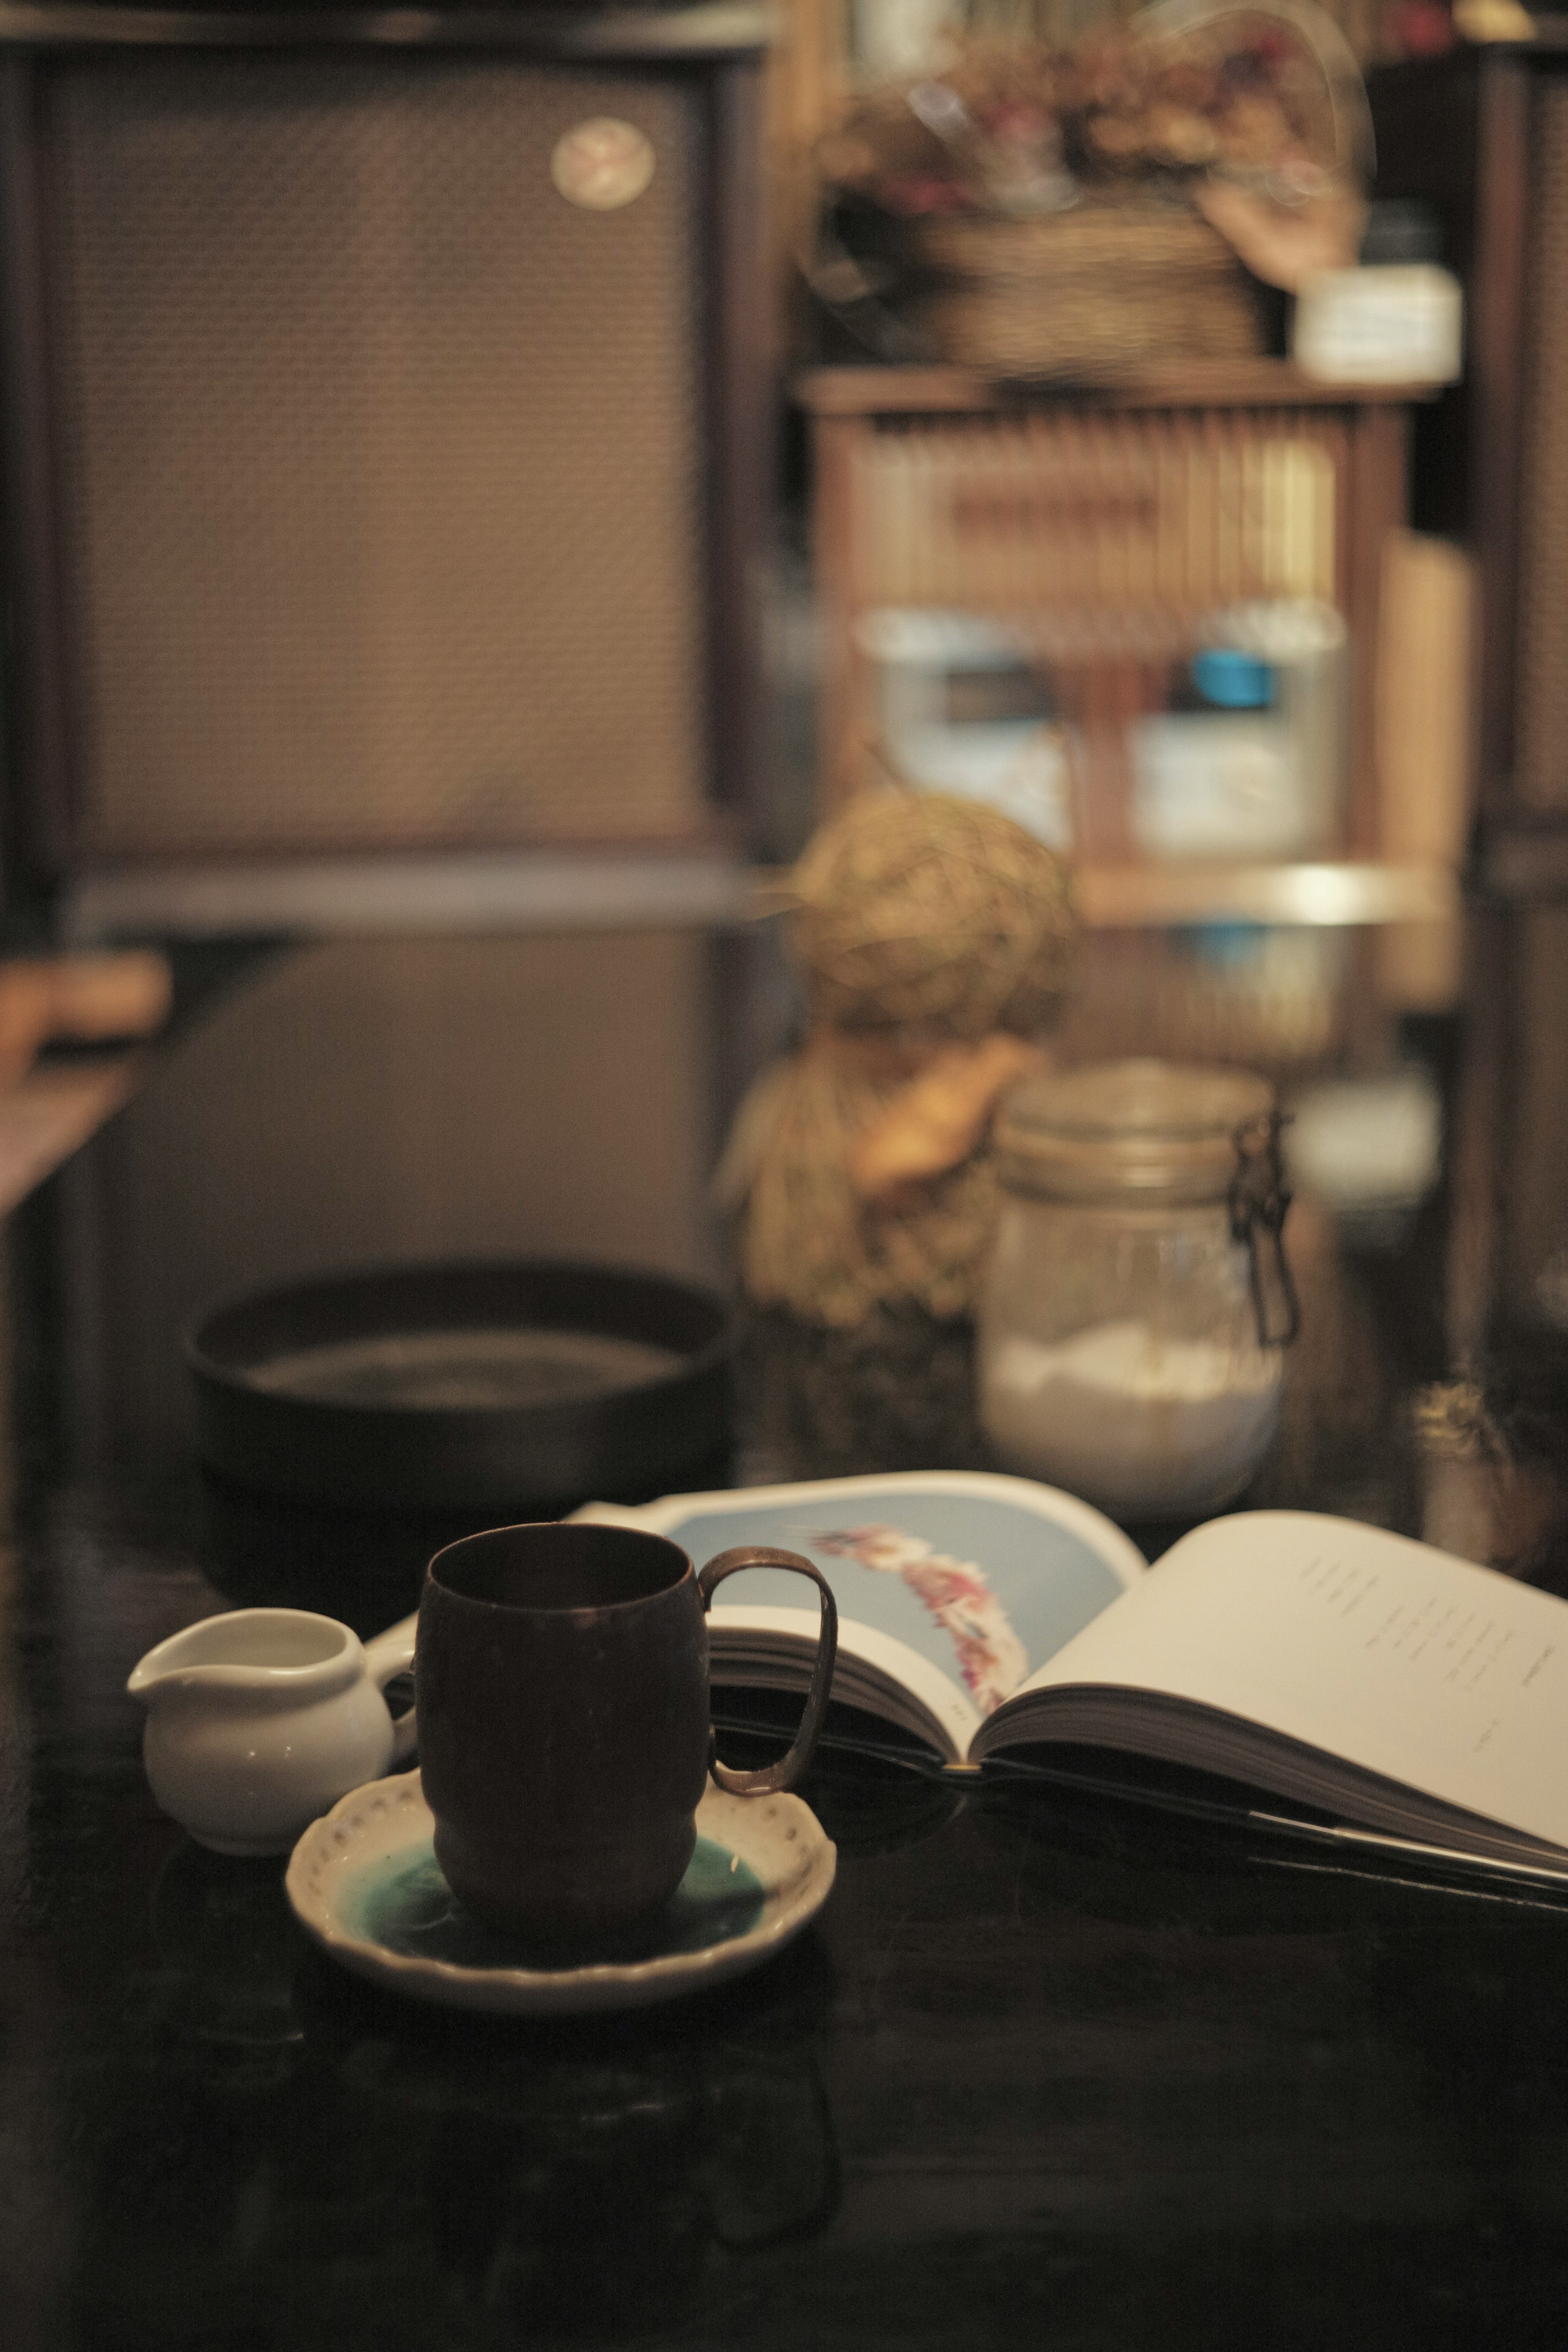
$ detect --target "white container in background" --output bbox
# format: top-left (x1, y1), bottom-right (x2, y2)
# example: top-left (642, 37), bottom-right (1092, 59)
top-left (1130, 604), bottom-right (1348, 861)
top-left (1294, 263), bottom-right (1463, 387)
top-left (1213, 598), bottom-right (1349, 851)
top-left (856, 608), bottom-right (1073, 849)
top-left (1285, 1067), bottom-right (1443, 1216)
top-left (1130, 708), bottom-right (1300, 858)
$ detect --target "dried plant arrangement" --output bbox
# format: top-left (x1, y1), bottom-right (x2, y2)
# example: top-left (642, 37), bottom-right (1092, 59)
top-left (718, 792), bottom-right (1078, 1327)
top-left (807, 1), bottom-right (1371, 371)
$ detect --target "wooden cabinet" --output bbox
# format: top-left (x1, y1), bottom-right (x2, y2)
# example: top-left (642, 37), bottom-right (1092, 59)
top-left (798, 360), bottom-right (1450, 958)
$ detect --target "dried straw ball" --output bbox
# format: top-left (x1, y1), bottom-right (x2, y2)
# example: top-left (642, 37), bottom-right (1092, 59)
top-left (791, 793), bottom-right (1076, 1038)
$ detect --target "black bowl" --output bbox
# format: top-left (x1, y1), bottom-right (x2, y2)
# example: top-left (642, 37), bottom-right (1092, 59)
top-left (184, 1260), bottom-right (738, 1513)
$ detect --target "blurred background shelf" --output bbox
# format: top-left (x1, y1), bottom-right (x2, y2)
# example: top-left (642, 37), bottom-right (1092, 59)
top-left (749, 860), bottom-right (1459, 929)
top-left (798, 362), bottom-right (1434, 415)
top-left (1069, 859), bottom-right (1457, 929)
top-left (799, 359), bottom-right (1418, 869)
top-left (792, 350), bottom-right (1467, 1094)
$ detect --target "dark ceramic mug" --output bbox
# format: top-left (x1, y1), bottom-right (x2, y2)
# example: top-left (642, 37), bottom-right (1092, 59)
top-left (416, 1520), bottom-right (838, 1943)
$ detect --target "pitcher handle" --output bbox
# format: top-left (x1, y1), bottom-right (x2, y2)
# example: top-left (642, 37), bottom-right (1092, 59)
top-left (363, 1613), bottom-right (419, 1764)
top-left (698, 1546), bottom-right (838, 1797)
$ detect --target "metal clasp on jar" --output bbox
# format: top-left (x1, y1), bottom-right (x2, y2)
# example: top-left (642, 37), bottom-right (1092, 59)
top-left (1227, 1111), bottom-right (1301, 1349)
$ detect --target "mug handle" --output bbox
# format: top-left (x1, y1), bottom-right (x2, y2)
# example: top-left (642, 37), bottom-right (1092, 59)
top-left (698, 1546), bottom-right (839, 1797)
top-left (363, 1614), bottom-right (419, 1763)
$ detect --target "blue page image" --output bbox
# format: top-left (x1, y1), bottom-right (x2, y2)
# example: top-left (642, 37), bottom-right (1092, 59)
top-left (664, 1490), bottom-right (1130, 1716)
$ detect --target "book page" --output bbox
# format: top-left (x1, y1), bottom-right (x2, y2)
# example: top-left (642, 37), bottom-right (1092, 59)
top-left (578, 1472), bottom-right (1143, 1756)
top-left (705, 1604), bottom-right (978, 1759)
top-left (984, 1510), bottom-right (1568, 1846)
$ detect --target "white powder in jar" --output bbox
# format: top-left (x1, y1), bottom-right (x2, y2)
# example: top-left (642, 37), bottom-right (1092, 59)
top-left (980, 1316), bottom-right (1281, 1519)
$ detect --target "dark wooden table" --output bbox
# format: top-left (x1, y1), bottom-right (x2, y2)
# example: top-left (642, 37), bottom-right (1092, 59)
top-left (9, 1466), bottom-right (1568, 2352)
top-left (4, 944), bottom-right (1568, 2352)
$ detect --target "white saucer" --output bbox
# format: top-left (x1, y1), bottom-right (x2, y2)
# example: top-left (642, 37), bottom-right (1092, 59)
top-left (284, 1770), bottom-right (836, 2015)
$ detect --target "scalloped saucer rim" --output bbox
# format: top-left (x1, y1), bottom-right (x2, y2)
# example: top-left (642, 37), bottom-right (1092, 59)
top-left (284, 1768), bottom-right (836, 2014)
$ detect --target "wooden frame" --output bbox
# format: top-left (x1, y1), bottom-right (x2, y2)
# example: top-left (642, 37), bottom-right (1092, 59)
top-left (1371, 38), bottom-right (1568, 1365)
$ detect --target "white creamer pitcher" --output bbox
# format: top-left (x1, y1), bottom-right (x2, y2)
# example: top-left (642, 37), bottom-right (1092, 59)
top-left (127, 1607), bottom-right (418, 1855)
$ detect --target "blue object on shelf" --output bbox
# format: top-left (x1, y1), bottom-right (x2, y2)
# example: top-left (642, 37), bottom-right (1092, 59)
top-left (1191, 648), bottom-right (1273, 709)
top-left (1174, 921), bottom-right (1269, 969)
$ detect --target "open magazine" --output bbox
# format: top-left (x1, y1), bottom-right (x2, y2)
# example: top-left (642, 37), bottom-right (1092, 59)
top-left (578, 1472), bottom-right (1568, 1881)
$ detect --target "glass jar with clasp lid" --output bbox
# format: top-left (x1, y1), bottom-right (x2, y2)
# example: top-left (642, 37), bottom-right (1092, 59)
top-left (977, 1059), bottom-right (1298, 1522)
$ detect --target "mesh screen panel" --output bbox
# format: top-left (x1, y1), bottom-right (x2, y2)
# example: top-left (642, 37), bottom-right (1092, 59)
top-left (1516, 77), bottom-right (1568, 810)
top-left (48, 53), bottom-right (707, 858)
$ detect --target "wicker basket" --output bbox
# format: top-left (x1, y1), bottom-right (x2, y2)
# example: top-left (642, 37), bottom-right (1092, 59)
top-left (909, 200), bottom-right (1264, 379)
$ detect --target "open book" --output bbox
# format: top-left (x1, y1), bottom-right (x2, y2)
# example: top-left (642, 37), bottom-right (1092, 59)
top-left (578, 1472), bottom-right (1568, 1881)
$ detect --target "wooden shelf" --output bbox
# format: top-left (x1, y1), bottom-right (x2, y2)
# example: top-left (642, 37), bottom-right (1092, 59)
top-left (0, 1052), bottom-right (143, 1219)
top-left (62, 845), bottom-right (749, 943)
top-left (797, 361), bottom-right (1437, 418)
top-left (750, 861), bottom-right (1459, 931)
top-left (1073, 860), bottom-right (1459, 929)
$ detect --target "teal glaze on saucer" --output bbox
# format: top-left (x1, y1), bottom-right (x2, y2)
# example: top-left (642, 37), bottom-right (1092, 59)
top-left (343, 1835), bottom-right (766, 1970)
